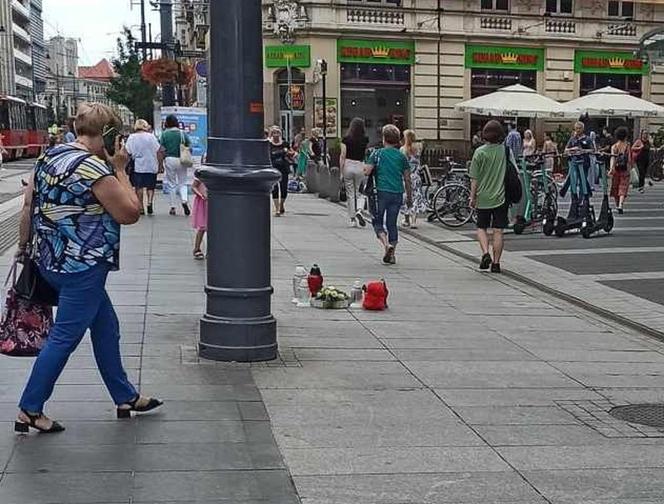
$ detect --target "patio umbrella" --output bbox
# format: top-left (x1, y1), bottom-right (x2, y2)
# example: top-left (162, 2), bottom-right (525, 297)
top-left (454, 84), bottom-right (567, 118)
top-left (561, 86), bottom-right (664, 118)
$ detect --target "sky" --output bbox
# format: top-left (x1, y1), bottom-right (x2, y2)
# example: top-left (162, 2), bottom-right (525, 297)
top-left (42, 0), bottom-right (162, 65)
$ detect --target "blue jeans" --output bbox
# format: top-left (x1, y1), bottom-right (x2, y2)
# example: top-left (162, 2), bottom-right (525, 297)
top-left (19, 264), bottom-right (137, 413)
top-left (372, 191), bottom-right (403, 246)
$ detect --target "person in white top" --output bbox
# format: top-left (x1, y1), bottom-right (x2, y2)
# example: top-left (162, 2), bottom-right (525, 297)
top-left (523, 129), bottom-right (537, 158)
top-left (125, 119), bottom-right (163, 215)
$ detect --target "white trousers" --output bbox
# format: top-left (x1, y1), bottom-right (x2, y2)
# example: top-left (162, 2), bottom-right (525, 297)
top-left (343, 159), bottom-right (366, 220)
top-left (164, 157), bottom-right (188, 207)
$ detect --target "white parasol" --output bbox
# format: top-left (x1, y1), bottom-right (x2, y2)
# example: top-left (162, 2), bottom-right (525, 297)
top-left (454, 84), bottom-right (567, 119)
top-left (561, 86), bottom-right (664, 118)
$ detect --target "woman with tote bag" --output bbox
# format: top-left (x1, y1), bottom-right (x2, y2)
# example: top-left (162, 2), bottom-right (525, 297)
top-left (160, 114), bottom-right (193, 216)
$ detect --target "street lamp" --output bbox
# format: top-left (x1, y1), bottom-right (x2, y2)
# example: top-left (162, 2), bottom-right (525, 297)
top-left (196, 0), bottom-right (280, 362)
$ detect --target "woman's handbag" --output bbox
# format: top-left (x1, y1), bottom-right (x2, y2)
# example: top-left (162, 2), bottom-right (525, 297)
top-left (0, 260), bottom-right (53, 357)
top-left (360, 150), bottom-right (380, 218)
top-left (180, 130), bottom-right (194, 168)
top-left (14, 173), bottom-right (58, 306)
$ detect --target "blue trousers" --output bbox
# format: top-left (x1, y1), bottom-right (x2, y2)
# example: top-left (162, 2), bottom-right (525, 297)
top-left (19, 264), bottom-right (137, 413)
top-left (372, 191), bottom-right (403, 246)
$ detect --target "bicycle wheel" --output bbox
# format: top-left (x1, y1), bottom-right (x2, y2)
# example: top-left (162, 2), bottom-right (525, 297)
top-left (433, 183), bottom-right (473, 228)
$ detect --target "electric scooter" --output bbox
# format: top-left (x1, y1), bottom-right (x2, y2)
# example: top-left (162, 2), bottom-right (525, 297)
top-left (552, 155), bottom-right (591, 237)
top-left (580, 154), bottom-right (614, 238)
top-left (514, 154), bottom-right (558, 235)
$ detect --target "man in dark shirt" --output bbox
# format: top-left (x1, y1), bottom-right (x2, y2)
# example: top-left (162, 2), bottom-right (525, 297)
top-left (598, 127), bottom-right (614, 153)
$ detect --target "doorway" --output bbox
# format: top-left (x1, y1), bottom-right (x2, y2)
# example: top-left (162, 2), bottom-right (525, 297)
top-left (276, 68), bottom-right (306, 144)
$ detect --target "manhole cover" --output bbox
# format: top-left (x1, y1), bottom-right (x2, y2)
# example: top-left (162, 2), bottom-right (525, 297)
top-left (609, 404), bottom-right (664, 428)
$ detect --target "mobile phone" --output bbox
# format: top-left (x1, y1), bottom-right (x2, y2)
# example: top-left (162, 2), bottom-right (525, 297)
top-left (102, 126), bottom-right (119, 156)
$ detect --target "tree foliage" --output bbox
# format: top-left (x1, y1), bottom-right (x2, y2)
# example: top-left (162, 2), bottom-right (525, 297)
top-left (107, 27), bottom-right (156, 124)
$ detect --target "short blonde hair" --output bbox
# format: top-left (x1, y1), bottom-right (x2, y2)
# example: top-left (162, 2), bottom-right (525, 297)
top-left (382, 124), bottom-right (401, 146)
top-left (75, 102), bottom-right (121, 137)
top-left (134, 119), bottom-right (150, 132)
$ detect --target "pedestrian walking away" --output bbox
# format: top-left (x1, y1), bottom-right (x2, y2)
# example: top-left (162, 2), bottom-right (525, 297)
top-left (610, 126), bottom-right (631, 215)
top-left (160, 114), bottom-right (192, 216)
top-left (470, 120), bottom-right (508, 274)
top-left (15, 103), bottom-right (162, 434)
top-left (632, 130), bottom-right (651, 193)
top-left (400, 129), bottom-right (427, 229)
top-left (269, 126), bottom-right (292, 216)
top-left (126, 119), bottom-right (162, 216)
top-left (505, 122), bottom-right (523, 161)
top-left (340, 117), bottom-right (369, 228)
top-left (365, 124), bottom-right (413, 265)
top-left (191, 177), bottom-right (208, 260)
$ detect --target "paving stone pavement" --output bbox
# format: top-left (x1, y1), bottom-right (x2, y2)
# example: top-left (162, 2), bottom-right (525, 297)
top-left (1, 193), bottom-right (664, 503)
top-left (0, 197), bottom-right (299, 504)
top-left (266, 194), bottom-right (664, 504)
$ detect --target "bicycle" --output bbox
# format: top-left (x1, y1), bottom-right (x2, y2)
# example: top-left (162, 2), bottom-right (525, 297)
top-left (425, 161), bottom-right (475, 228)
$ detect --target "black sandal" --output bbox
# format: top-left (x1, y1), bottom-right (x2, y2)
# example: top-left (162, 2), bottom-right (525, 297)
top-left (117, 396), bottom-right (164, 419)
top-left (15, 410), bottom-right (65, 434)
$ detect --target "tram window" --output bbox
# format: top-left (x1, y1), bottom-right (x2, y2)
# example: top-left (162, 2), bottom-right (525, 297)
top-left (0, 103), bottom-right (8, 130)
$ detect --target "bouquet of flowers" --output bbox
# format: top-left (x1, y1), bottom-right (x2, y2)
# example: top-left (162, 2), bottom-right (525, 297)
top-left (312, 286), bottom-right (350, 309)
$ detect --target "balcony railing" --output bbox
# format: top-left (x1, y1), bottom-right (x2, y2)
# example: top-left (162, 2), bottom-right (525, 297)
top-left (347, 8), bottom-right (404, 25)
top-left (11, 0), bottom-right (30, 21)
top-left (480, 16), bottom-right (512, 31)
top-left (14, 47), bottom-right (32, 66)
top-left (546, 19), bottom-right (576, 34)
top-left (12, 23), bottom-right (32, 43)
top-left (607, 23), bottom-right (637, 37)
top-left (15, 74), bottom-right (33, 89)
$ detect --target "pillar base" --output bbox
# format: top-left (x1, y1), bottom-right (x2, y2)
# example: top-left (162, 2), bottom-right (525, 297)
top-left (199, 314), bottom-right (277, 362)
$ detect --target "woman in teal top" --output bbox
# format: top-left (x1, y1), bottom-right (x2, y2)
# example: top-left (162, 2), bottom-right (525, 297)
top-left (365, 124), bottom-right (412, 265)
top-left (160, 114), bottom-right (192, 216)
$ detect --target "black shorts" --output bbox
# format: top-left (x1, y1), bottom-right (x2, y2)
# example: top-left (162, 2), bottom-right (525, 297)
top-left (476, 204), bottom-right (508, 230)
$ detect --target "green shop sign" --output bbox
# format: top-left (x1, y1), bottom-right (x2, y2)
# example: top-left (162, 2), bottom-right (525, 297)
top-left (337, 39), bottom-right (415, 65)
top-left (265, 45), bottom-right (311, 68)
top-left (465, 45), bottom-right (545, 71)
top-left (575, 50), bottom-right (648, 75)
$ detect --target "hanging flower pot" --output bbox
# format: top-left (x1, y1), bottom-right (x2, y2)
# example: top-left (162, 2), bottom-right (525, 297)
top-left (141, 58), bottom-right (180, 85)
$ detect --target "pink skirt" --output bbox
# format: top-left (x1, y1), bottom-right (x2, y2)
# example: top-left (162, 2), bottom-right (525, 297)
top-left (191, 194), bottom-right (208, 231)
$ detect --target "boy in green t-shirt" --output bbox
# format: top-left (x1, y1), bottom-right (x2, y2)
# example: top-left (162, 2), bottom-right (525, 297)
top-left (365, 125), bottom-right (412, 265)
top-left (469, 120), bottom-right (508, 274)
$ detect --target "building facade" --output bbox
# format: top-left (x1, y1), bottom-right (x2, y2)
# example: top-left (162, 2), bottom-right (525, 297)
top-left (10, 0), bottom-right (35, 100)
top-left (174, 0), bottom-right (209, 106)
top-left (30, 0), bottom-right (46, 97)
top-left (262, 0), bottom-right (664, 154)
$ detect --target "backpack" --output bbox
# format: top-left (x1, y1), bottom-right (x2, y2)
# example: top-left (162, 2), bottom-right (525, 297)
top-left (615, 144), bottom-right (630, 172)
top-left (503, 146), bottom-right (523, 205)
top-left (362, 280), bottom-right (389, 311)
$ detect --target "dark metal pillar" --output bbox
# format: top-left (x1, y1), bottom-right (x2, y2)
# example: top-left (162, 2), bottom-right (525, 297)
top-left (160, 0), bottom-right (176, 106)
top-left (140, 0), bottom-right (148, 61)
top-left (197, 0), bottom-right (280, 362)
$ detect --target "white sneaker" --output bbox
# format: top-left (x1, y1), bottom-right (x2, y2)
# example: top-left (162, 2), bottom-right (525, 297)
top-left (349, 220), bottom-right (358, 228)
